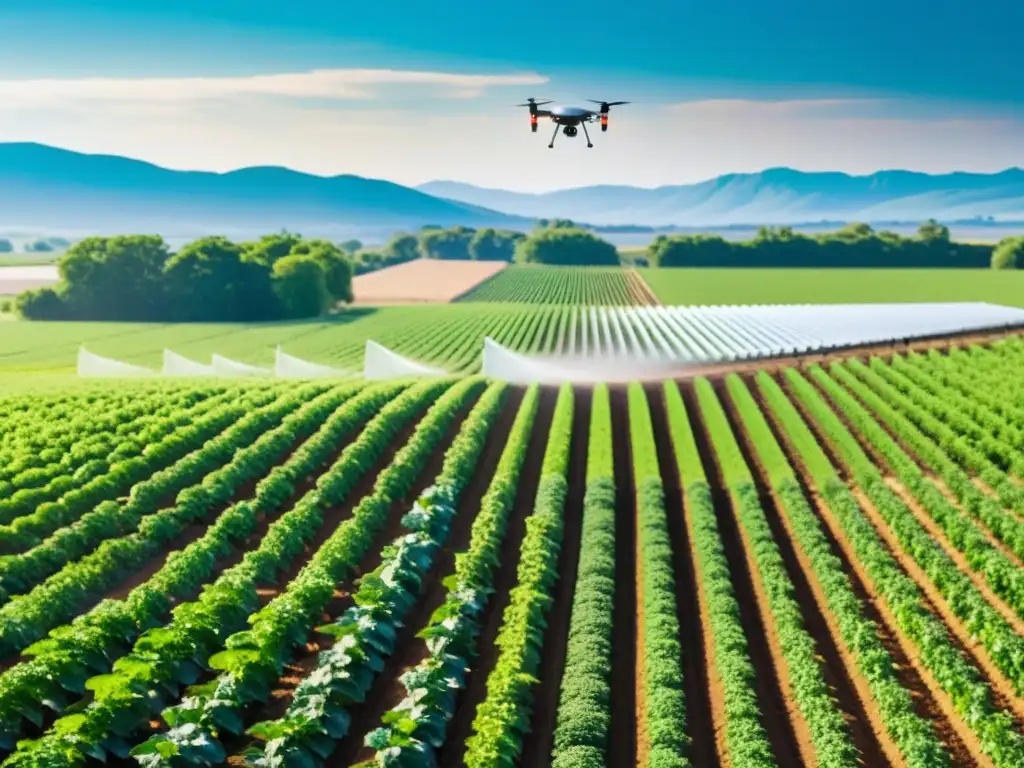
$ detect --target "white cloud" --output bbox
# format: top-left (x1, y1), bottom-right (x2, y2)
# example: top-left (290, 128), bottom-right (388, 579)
top-left (0, 68), bottom-right (549, 105)
top-left (664, 98), bottom-right (889, 117)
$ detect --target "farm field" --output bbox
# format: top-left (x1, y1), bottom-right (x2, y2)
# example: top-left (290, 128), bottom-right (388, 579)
top-left (350, 258), bottom-right (508, 304)
top-left (1, 338), bottom-right (1024, 766)
top-left (641, 267), bottom-right (1024, 307)
top-left (456, 264), bottom-right (659, 305)
top-left (9, 301), bottom-right (1024, 375)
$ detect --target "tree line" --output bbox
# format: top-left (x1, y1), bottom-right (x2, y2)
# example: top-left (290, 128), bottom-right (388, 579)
top-left (16, 233), bottom-right (355, 322)
top-left (647, 221), bottom-right (1019, 268)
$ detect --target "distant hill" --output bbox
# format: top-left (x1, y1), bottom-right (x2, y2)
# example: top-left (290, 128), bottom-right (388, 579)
top-left (0, 143), bottom-right (528, 240)
top-left (418, 168), bottom-right (1024, 226)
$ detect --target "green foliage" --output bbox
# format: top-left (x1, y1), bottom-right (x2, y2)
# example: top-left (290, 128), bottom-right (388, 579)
top-left (15, 231), bottom-right (355, 322)
top-left (515, 228), bottom-right (620, 267)
top-left (4, 379), bottom-right (463, 766)
top-left (784, 367), bottom-right (1024, 766)
top-left (459, 266), bottom-right (636, 304)
top-left (648, 221), bottom-right (991, 268)
top-left (0, 238), bottom-right (12, 253)
top-left (464, 383), bottom-right (574, 767)
top-left (469, 228), bottom-right (524, 262)
top-left (740, 374), bottom-right (950, 767)
top-left (15, 287), bottom-right (67, 320)
top-left (290, 239), bottom-right (354, 303)
top-left (271, 254), bottom-right (332, 319)
top-left (688, 379), bottom-right (776, 768)
top-left (551, 384), bottom-right (613, 767)
top-left (418, 225), bottom-right (476, 260)
top-left (628, 383), bottom-right (690, 767)
top-left (709, 377), bottom-right (858, 768)
top-left (991, 236), bottom-right (1024, 269)
top-left (382, 233), bottom-right (421, 263)
top-left (338, 239), bottom-right (362, 254)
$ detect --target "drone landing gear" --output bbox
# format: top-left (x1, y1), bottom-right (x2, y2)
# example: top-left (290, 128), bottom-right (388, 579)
top-left (581, 121), bottom-right (593, 148)
top-left (548, 123), bottom-right (558, 148)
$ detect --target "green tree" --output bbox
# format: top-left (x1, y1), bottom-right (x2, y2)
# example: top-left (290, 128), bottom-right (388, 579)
top-left (833, 222), bottom-right (874, 240)
top-left (515, 227), bottom-right (619, 266)
top-left (992, 236), bottom-right (1024, 269)
top-left (338, 239), bottom-right (363, 254)
top-left (242, 231), bottom-right (302, 267)
top-left (164, 236), bottom-right (272, 321)
top-left (918, 218), bottom-right (950, 242)
top-left (272, 254), bottom-right (331, 318)
top-left (469, 228), bottom-right (523, 261)
top-left (382, 232), bottom-right (421, 262)
top-left (290, 239), bottom-right (353, 302)
top-left (0, 239), bottom-right (12, 253)
top-left (418, 226), bottom-right (476, 260)
top-left (16, 287), bottom-right (67, 320)
top-left (59, 235), bottom-right (171, 319)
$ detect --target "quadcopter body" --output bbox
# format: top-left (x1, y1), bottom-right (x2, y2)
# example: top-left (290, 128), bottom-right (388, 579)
top-left (514, 98), bottom-right (629, 148)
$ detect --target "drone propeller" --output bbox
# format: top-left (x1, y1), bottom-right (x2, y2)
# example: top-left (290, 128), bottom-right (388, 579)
top-left (586, 99), bottom-right (630, 113)
top-left (513, 98), bottom-right (553, 107)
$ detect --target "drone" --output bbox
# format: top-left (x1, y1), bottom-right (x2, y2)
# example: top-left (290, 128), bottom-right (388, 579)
top-left (514, 97), bottom-right (630, 148)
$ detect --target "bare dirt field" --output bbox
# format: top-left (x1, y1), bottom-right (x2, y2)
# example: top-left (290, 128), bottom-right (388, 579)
top-left (351, 259), bottom-right (508, 304)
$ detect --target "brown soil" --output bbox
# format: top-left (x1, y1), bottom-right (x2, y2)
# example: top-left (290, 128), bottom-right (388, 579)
top-left (720, 378), bottom-right (890, 768)
top-left (684, 382), bottom-right (804, 768)
top-left (677, 384), bottom-right (731, 765)
top-left (0, 409), bottom-right (312, 672)
top-left (971, 477), bottom-right (1024, 524)
top-left (323, 387), bottom-right (526, 765)
top-left (351, 258), bottom-right (508, 304)
top-left (849, 488), bottom-right (1012, 765)
top-left (660, 327), bottom-right (1023, 385)
top-left (881, 479), bottom-right (1024, 719)
top-left (517, 386), bottom-right (590, 767)
top-left (645, 383), bottom-right (718, 768)
top-left (826, 363), bottom-right (1024, 572)
top-left (626, 269), bottom-right (661, 306)
top-left (435, 386), bottom-right (558, 768)
top-left (778, 374), bottom-right (993, 766)
top-left (802, 366), bottom-right (1024, 726)
top-left (226, 391), bottom-right (484, 758)
top-left (607, 386), bottom-right (639, 768)
top-left (928, 477), bottom-right (1024, 570)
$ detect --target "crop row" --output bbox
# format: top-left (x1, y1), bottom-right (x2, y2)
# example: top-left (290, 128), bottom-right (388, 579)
top-left (239, 380), bottom-right (509, 766)
top-left (782, 367), bottom-right (1024, 766)
top-left (462, 383), bottom-right (574, 767)
top-left (549, 384), bottom-right (614, 768)
top-left (356, 385), bottom-right (541, 766)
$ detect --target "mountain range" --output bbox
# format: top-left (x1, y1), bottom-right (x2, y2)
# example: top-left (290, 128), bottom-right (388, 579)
top-left (2, 143), bottom-right (1024, 239)
top-left (418, 168), bottom-right (1024, 227)
top-left (0, 143), bottom-right (528, 240)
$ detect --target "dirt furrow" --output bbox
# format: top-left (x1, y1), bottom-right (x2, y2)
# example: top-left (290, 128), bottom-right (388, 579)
top-left (435, 385), bottom-right (558, 768)
top-left (749, 379), bottom-right (911, 768)
top-left (226, 393), bottom-right (484, 755)
top-left (325, 388), bottom-right (526, 766)
top-left (874, 480), bottom-right (1024, 723)
top-left (929, 476), bottom-right (1024, 570)
top-left (683, 381), bottom-right (803, 768)
top-left (719, 378), bottom-right (889, 768)
top-left (518, 386), bottom-right (590, 767)
top-left (644, 382), bottom-right (718, 768)
top-left (777, 372), bottom-right (993, 766)
top-left (607, 385), bottom-right (638, 768)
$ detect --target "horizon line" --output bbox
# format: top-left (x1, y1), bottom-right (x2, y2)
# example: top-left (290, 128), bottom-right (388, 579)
top-left (2, 140), bottom-right (1023, 194)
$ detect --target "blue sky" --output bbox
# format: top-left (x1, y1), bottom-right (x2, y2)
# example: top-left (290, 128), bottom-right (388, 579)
top-left (0, 0), bottom-right (1020, 191)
